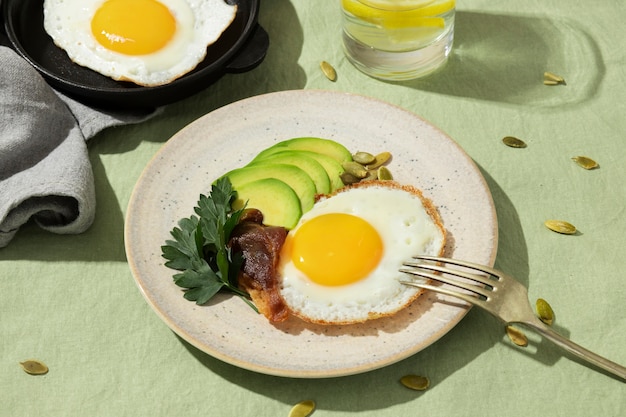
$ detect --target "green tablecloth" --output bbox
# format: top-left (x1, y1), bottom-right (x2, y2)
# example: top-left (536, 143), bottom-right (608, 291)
top-left (2, 0), bottom-right (625, 415)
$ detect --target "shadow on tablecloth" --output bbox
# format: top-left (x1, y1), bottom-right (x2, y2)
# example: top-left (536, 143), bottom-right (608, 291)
top-left (401, 11), bottom-right (604, 108)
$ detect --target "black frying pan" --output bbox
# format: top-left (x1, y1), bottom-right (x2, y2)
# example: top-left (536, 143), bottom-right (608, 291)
top-left (2, 0), bottom-right (268, 109)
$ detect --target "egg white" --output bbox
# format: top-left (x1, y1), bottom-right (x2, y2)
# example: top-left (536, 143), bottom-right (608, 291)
top-left (278, 182), bottom-right (446, 325)
top-left (43, 0), bottom-right (237, 86)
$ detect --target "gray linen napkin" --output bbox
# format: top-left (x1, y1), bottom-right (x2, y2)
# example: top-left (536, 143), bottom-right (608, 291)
top-left (0, 44), bottom-right (157, 248)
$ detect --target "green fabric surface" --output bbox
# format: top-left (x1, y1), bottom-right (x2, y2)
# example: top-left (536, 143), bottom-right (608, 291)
top-left (2, 0), bottom-right (625, 416)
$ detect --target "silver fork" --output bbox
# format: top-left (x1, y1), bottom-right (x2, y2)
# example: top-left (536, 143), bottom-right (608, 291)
top-left (399, 255), bottom-right (626, 381)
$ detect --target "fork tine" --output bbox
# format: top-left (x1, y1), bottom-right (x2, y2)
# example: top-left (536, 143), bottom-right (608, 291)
top-left (399, 279), bottom-right (488, 309)
top-left (412, 255), bottom-right (500, 277)
top-left (402, 260), bottom-right (497, 288)
top-left (399, 266), bottom-right (493, 300)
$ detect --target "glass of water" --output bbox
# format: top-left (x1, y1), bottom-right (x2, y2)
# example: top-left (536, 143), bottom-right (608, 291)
top-left (340, 0), bottom-right (456, 80)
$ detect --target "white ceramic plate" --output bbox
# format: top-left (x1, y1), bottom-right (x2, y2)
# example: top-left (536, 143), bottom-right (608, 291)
top-left (125, 90), bottom-right (498, 378)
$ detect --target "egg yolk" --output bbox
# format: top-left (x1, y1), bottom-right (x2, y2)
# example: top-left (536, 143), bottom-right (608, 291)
top-left (91, 0), bottom-right (176, 55)
top-left (287, 213), bottom-right (384, 286)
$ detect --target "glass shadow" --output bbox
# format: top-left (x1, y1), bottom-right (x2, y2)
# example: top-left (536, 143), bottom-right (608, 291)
top-left (400, 11), bottom-right (604, 108)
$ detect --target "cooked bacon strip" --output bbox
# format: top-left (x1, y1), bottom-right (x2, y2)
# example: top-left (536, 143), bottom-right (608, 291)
top-left (229, 210), bottom-right (289, 322)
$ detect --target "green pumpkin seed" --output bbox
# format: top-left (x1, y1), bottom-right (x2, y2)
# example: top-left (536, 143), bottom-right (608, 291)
top-left (505, 325), bottom-right (528, 347)
top-left (502, 136), bottom-right (527, 148)
top-left (377, 166), bottom-right (393, 180)
top-left (320, 61), bottom-right (337, 82)
top-left (366, 152), bottom-right (392, 169)
top-left (340, 171), bottom-right (360, 185)
top-left (400, 374), bottom-right (430, 391)
top-left (544, 220), bottom-right (576, 235)
top-left (536, 298), bottom-right (555, 326)
top-left (342, 161), bottom-right (368, 179)
top-left (352, 151), bottom-right (376, 165)
top-left (572, 156), bottom-right (598, 170)
top-left (341, 150), bottom-right (394, 185)
top-left (20, 359), bottom-right (49, 375)
top-left (544, 71), bottom-right (565, 84)
top-left (289, 400), bottom-right (316, 417)
top-left (363, 169), bottom-right (378, 181)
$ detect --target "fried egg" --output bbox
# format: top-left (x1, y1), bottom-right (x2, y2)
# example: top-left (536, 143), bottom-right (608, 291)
top-left (43, 0), bottom-right (237, 86)
top-left (278, 181), bottom-right (446, 325)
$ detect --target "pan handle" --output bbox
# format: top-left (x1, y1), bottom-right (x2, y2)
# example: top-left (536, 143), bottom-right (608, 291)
top-left (225, 24), bottom-right (269, 73)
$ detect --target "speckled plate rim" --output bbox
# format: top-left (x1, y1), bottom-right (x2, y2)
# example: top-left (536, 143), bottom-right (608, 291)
top-left (124, 90), bottom-right (498, 378)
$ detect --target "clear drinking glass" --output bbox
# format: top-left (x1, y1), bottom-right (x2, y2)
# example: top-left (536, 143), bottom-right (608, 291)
top-left (340, 0), bottom-right (456, 80)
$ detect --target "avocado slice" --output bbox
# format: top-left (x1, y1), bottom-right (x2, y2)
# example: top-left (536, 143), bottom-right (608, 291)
top-left (247, 151), bottom-right (331, 194)
top-left (222, 164), bottom-right (315, 212)
top-left (232, 178), bottom-right (302, 229)
top-left (288, 150), bottom-right (345, 191)
top-left (252, 137), bottom-right (353, 164)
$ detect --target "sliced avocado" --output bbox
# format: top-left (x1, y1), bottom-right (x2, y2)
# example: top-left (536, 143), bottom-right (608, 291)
top-left (232, 178), bottom-right (302, 229)
top-left (252, 137), bottom-right (353, 164)
top-left (223, 164), bottom-right (315, 212)
top-left (287, 150), bottom-right (345, 191)
top-left (247, 151), bottom-right (331, 194)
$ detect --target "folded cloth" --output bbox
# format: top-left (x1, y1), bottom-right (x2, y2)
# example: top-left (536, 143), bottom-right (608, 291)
top-left (0, 43), bottom-right (158, 248)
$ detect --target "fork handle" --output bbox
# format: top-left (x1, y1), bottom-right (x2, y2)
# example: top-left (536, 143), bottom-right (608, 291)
top-left (521, 320), bottom-right (626, 381)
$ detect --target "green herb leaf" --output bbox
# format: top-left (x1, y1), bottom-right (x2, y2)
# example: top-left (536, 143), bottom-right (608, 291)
top-left (173, 260), bottom-right (217, 288)
top-left (161, 177), bottom-right (256, 312)
top-left (175, 266), bottom-right (224, 304)
top-left (162, 216), bottom-right (203, 270)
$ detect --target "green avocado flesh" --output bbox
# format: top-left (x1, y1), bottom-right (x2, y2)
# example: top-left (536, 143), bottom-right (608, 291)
top-left (231, 178), bottom-right (302, 230)
top-left (248, 151), bottom-right (331, 195)
top-left (227, 137), bottom-right (354, 229)
top-left (223, 164), bottom-right (315, 212)
top-left (251, 136), bottom-right (352, 164)
top-left (286, 150), bottom-right (345, 192)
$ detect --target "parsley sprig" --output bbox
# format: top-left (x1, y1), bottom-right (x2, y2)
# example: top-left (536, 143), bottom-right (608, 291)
top-left (161, 177), bottom-right (257, 311)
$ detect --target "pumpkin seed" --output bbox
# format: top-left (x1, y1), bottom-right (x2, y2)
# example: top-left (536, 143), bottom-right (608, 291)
top-left (572, 156), bottom-right (599, 170)
top-left (19, 359), bottom-right (49, 375)
top-left (400, 374), bottom-right (430, 391)
top-left (340, 171), bottom-right (360, 185)
top-left (377, 166), bottom-right (393, 180)
top-left (536, 298), bottom-right (555, 326)
top-left (544, 220), bottom-right (577, 235)
top-left (352, 151), bottom-right (376, 165)
top-left (366, 151), bottom-right (392, 169)
top-left (342, 161), bottom-right (368, 179)
top-left (544, 71), bottom-right (565, 84)
top-left (320, 61), bottom-right (337, 82)
top-left (341, 150), bottom-right (394, 185)
top-left (289, 400), bottom-right (316, 417)
top-left (364, 169), bottom-right (378, 181)
top-left (505, 325), bottom-right (528, 347)
top-left (502, 136), bottom-right (527, 148)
